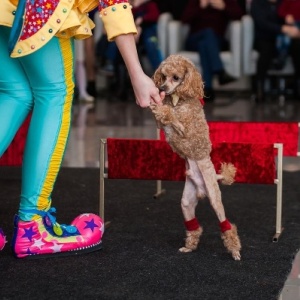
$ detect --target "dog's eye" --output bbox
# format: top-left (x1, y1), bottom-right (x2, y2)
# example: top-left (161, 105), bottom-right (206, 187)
top-left (173, 75), bottom-right (180, 81)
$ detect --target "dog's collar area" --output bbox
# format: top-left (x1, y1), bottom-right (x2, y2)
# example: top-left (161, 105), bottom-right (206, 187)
top-left (171, 94), bottom-right (180, 106)
top-left (167, 95), bottom-right (205, 107)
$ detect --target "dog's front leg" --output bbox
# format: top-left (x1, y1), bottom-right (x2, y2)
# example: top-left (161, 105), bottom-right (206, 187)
top-left (179, 174), bottom-right (203, 253)
top-left (150, 104), bottom-right (185, 136)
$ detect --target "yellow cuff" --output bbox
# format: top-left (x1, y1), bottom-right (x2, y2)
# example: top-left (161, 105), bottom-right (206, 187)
top-left (100, 3), bottom-right (137, 41)
top-left (0, 0), bottom-right (16, 27)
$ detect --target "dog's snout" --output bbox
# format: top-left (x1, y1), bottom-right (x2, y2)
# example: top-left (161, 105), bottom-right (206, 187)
top-left (159, 85), bottom-right (166, 92)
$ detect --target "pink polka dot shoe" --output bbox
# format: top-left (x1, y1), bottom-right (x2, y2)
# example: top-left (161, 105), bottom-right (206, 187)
top-left (12, 208), bottom-right (104, 258)
top-left (0, 228), bottom-right (7, 250)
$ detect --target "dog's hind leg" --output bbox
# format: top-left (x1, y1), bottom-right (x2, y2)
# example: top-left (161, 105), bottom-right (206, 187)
top-left (185, 161), bottom-right (207, 199)
top-left (179, 166), bottom-right (203, 253)
top-left (195, 158), bottom-right (241, 260)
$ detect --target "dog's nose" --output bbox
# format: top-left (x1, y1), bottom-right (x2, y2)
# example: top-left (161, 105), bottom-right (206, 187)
top-left (159, 86), bottom-right (166, 92)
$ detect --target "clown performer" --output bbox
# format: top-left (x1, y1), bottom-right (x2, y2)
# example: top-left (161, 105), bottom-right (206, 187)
top-left (0, 0), bottom-right (162, 258)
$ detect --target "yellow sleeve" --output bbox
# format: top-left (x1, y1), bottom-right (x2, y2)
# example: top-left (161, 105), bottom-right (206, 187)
top-left (99, 3), bottom-right (137, 41)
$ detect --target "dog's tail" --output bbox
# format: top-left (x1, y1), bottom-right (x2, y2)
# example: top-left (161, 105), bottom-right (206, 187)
top-left (216, 162), bottom-right (236, 185)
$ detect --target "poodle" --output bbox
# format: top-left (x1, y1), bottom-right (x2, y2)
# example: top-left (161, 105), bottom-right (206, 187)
top-left (150, 54), bottom-right (241, 260)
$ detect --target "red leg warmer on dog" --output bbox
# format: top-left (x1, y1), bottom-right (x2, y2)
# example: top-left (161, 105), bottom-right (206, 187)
top-left (219, 219), bottom-right (232, 233)
top-left (184, 218), bottom-right (200, 231)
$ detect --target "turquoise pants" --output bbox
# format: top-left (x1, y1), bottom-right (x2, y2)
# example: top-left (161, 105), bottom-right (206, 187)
top-left (0, 26), bottom-right (75, 221)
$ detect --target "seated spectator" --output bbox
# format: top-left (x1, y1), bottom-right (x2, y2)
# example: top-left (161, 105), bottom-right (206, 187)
top-left (132, 0), bottom-right (164, 71)
top-left (250, 0), bottom-right (300, 102)
top-left (274, 0), bottom-right (300, 70)
top-left (75, 40), bottom-right (95, 103)
top-left (154, 0), bottom-right (188, 20)
top-left (181, 0), bottom-right (244, 101)
top-left (97, 0), bottom-right (164, 100)
top-left (278, 0), bottom-right (300, 27)
top-left (85, 8), bottom-right (98, 98)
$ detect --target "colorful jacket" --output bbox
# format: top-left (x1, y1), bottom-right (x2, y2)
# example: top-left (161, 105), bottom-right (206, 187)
top-left (0, 0), bottom-right (137, 57)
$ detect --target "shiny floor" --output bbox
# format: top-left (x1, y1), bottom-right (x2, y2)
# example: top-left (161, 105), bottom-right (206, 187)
top-left (63, 80), bottom-right (300, 300)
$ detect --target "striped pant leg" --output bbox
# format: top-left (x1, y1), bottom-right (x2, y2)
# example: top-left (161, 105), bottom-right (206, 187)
top-left (18, 37), bottom-right (75, 221)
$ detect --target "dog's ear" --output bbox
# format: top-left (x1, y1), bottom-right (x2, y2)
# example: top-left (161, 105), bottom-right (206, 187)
top-left (152, 63), bottom-right (164, 87)
top-left (176, 61), bottom-right (204, 100)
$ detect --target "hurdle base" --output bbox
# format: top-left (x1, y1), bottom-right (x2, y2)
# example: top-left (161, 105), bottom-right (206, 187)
top-left (153, 189), bottom-right (166, 199)
top-left (273, 228), bottom-right (284, 242)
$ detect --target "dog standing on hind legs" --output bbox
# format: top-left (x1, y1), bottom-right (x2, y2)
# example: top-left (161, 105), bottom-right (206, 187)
top-left (150, 54), bottom-right (241, 260)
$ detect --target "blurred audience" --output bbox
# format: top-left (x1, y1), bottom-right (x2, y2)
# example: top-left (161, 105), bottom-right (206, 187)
top-left (96, 0), bottom-right (163, 100)
top-left (75, 39), bottom-right (95, 103)
top-left (275, 0), bottom-right (300, 69)
top-left (278, 0), bottom-right (300, 26)
top-left (250, 0), bottom-right (300, 102)
top-left (132, 0), bottom-right (164, 71)
top-left (154, 0), bottom-right (188, 20)
top-left (237, 0), bottom-right (248, 14)
top-left (74, 8), bottom-right (98, 102)
top-left (85, 8), bottom-right (98, 98)
top-left (181, 0), bottom-right (244, 101)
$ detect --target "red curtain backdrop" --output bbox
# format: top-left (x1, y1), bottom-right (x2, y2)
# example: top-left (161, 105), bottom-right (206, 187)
top-left (160, 122), bottom-right (299, 156)
top-left (208, 121), bottom-right (298, 156)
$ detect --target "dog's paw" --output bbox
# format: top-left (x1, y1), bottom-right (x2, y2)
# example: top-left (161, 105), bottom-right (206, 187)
top-left (180, 228), bottom-right (202, 253)
top-left (232, 251), bottom-right (241, 261)
top-left (221, 224), bottom-right (242, 261)
top-left (179, 247), bottom-right (193, 253)
top-left (150, 105), bottom-right (166, 121)
top-left (149, 103), bottom-right (158, 111)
